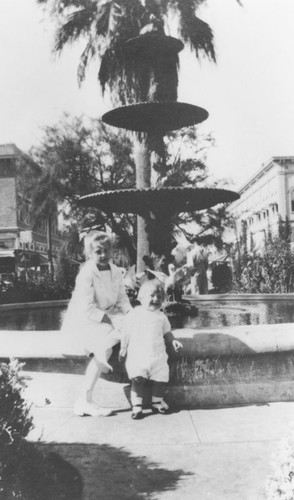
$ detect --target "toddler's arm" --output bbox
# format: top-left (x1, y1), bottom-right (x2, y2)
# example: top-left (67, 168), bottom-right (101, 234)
top-left (164, 331), bottom-right (183, 353)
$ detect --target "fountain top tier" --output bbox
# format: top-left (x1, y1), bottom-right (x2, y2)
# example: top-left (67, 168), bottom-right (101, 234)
top-left (123, 33), bottom-right (184, 57)
top-left (102, 101), bottom-right (209, 133)
top-left (102, 32), bottom-right (209, 133)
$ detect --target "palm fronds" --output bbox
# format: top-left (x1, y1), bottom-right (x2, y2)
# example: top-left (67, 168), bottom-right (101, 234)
top-left (38, 0), bottom-right (225, 101)
top-left (176, 2), bottom-right (216, 61)
top-left (54, 3), bottom-right (97, 53)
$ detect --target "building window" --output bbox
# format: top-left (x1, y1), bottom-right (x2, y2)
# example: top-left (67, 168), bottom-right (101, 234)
top-left (291, 191), bottom-right (294, 212)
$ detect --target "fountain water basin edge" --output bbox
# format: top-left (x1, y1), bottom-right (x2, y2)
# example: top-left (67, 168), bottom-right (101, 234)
top-left (1, 297), bottom-right (294, 407)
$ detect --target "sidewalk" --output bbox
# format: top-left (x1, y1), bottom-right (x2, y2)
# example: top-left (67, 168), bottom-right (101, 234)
top-left (24, 372), bottom-right (294, 500)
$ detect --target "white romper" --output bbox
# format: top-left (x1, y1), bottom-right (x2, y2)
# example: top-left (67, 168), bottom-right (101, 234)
top-left (121, 306), bottom-right (171, 382)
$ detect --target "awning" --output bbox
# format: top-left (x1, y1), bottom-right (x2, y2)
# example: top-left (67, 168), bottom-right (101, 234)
top-left (0, 250), bottom-right (15, 258)
top-left (39, 254), bottom-right (49, 266)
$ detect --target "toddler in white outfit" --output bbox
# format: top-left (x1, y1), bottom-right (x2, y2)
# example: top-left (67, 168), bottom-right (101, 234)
top-left (119, 279), bottom-right (182, 419)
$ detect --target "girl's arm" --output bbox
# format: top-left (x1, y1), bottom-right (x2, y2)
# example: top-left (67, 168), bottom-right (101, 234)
top-left (119, 327), bottom-right (130, 354)
top-left (73, 266), bottom-right (107, 323)
top-left (118, 313), bottom-right (131, 361)
top-left (115, 269), bottom-right (132, 314)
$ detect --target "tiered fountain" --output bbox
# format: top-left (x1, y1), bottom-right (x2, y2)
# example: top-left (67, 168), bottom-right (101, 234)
top-left (0, 23), bottom-right (293, 413)
top-left (79, 28), bottom-right (239, 271)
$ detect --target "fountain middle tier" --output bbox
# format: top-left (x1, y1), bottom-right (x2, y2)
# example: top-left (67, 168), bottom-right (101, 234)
top-left (78, 186), bottom-right (239, 215)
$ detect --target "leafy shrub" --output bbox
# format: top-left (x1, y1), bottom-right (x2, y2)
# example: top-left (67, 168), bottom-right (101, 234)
top-left (265, 424), bottom-right (294, 499)
top-left (0, 360), bottom-right (33, 451)
top-left (53, 250), bottom-right (78, 294)
top-left (232, 218), bottom-right (294, 294)
top-left (0, 361), bottom-right (34, 497)
top-left (0, 252), bottom-right (78, 304)
top-left (0, 362), bottom-right (81, 499)
top-left (0, 274), bottom-right (75, 304)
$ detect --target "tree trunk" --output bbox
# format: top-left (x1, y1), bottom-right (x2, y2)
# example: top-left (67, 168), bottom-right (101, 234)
top-left (133, 133), bottom-right (168, 270)
top-left (133, 135), bottom-right (151, 272)
top-left (108, 214), bottom-right (136, 264)
top-left (148, 133), bottom-right (166, 187)
top-left (47, 216), bottom-right (54, 278)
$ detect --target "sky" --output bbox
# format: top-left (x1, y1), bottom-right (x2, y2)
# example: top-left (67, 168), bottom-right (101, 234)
top-left (0, 0), bottom-right (294, 189)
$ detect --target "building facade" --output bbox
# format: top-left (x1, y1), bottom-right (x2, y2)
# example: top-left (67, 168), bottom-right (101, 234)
top-left (0, 144), bottom-right (67, 280)
top-left (229, 156), bottom-right (294, 252)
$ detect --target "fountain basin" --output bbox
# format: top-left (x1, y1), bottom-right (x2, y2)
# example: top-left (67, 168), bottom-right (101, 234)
top-left (1, 295), bottom-right (294, 329)
top-left (1, 323), bottom-right (294, 408)
top-left (1, 298), bottom-right (294, 407)
top-left (0, 323), bottom-right (293, 359)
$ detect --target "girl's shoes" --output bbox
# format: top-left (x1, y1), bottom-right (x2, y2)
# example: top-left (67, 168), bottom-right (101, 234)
top-left (98, 358), bottom-right (113, 373)
top-left (74, 401), bottom-right (113, 417)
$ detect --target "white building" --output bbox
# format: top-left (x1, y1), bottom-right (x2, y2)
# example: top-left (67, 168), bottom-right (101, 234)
top-left (229, 156), bottom-right (294, 252)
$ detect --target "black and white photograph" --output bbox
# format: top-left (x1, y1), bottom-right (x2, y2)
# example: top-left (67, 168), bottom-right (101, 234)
top-left (0, 0), bottom-right (294, 498)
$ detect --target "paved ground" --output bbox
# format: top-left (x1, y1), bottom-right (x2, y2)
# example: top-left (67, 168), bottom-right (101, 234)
top-left (23, 371), bottom-right (294, 500)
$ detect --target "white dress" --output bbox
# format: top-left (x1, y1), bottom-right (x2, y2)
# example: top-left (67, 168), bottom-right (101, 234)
top-left (62, 260), bottom-right (131, 357)
top-left (121, 306), bottom-right (171, 382)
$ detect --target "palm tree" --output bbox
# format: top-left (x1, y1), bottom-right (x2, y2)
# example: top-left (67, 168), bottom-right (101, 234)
top-left (38, 0), bottom-right (240, 270)
top-left (37, 0), bottom-right (217, 104)
top-left (27, 167), bottom-right (67, 277)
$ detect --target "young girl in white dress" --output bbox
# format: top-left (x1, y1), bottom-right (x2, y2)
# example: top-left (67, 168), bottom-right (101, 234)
top-left (119, 279), bottom-right (182, 419)
top-left (62, 230), bottom-right (131, 417)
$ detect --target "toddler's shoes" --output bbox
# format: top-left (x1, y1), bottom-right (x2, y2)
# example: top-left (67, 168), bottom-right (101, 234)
top-left (131, 404), bottom-right (144, 420)
top-left (131, 411), bottom-right (144, 420)
top-left (151, 400), bottom-right (170, 415)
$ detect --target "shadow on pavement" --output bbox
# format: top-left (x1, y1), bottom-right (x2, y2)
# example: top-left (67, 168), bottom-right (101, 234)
top-left (1, 443), bottom-right (83, 500)
top-left (38, 442), bottom-right (192, 500)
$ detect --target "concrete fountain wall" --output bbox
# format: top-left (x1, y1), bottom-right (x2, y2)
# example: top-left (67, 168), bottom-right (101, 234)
top-left (0, 298), bottom-right (294, 408)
